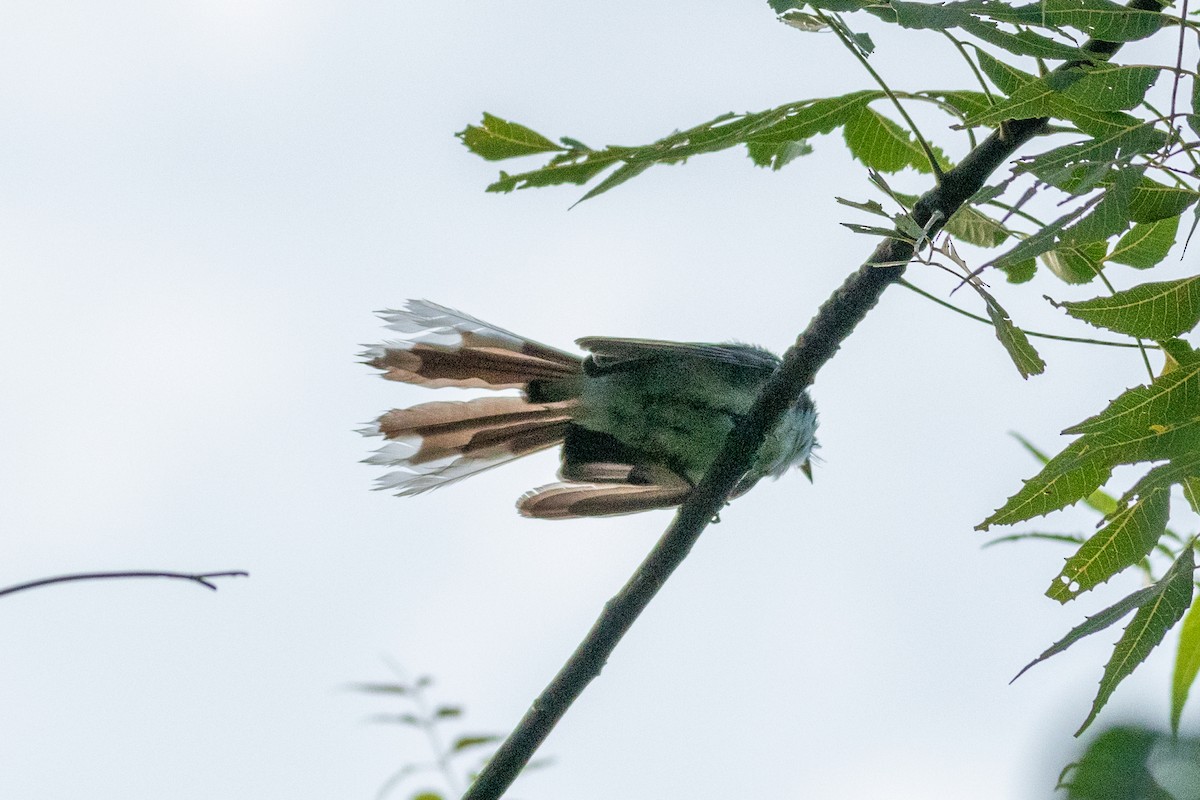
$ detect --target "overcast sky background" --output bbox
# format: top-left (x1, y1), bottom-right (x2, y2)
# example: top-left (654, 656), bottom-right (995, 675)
top-left (1, 2), bottom-right (1195, 799)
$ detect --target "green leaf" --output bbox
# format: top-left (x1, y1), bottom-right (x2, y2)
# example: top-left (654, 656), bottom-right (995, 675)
top-left (1059, 166), bottom-right (1140, 247)
top-left (990, 200), bottom-right (1099, 273)
top-left (1066, 727), bottom-right (1163, 793)
top-left (1174, 592), bottom-right (1200, 733)
top-left (1019, 121), bottom-right (1169, 189)
top-left (921, 90), bottom-right (996, 121)
top-left (842, 107), bottom-right (948, 174)
top-left (1077, 545), bottom-right (1195, 736)
top-left (1045, 487), bottom-right (1170, 603)
top-left (1038, 0), bottom-right (1167, 43)
top-left (746, 139), bottom-right (813, 170)
top-left (1064, 358), bottom-right (1200, 437)
top-left (983, 531), bottom-right (1087, 548)
top-left (943, 204), bottom-right (1011, 247)
top-left (1128, 178), bottom-right (1200, 224)
top-left (999, 258), bottom-right (1038, 283)
top-left (978, 416), bottom-right (1200, 529)
top-left (452, 734), bottom-right (501, 753)
top-left (487, 157), bottom-right (619, 194)
top-left (1185, 477), bottom-right (1200, 515)
top-left (411, 793), bottom-right (445, 800)
top-left (434, 705), bottom-right (462, 718)
top-left (1041, 243), bottom-right (1105, 284)
top-left (958, 16), bottom-right (1087, 61)
top-left (1106, 215), bottom-right (1180, 268)
top-left (1048, 64), bottom-right (1163, 112)
top-left (1013, 581), bottom-right (1163, 683)
top-left (976, 50), bottom-right (1037, 96)
top-left (1010, 432), bottom-right (1120, 516)
top-left (458, 114), bottom-right (566, 161)
top-left (350, 682), bottom-right (411, 694)
top-left (748, 92), bottom-right (879, 145)
top-left (982, 290), bottom-right (1047, 378)
top-left (1055, 276), bottom-right (1200, 340)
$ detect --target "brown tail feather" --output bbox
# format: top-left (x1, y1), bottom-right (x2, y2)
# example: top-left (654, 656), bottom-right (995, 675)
top-left (517, 482), bottom-right (692, 520)
top-left (364, 397), bottom-right (576, 495)
top-left (368, 344), bottom-right (580, 390)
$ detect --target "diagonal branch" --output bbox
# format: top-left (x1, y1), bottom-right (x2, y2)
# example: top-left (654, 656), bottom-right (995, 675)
top-left (461, 3), bottom-right (1167, 798)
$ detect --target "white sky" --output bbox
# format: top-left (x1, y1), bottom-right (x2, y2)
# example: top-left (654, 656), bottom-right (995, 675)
top-left (0, 2), bottom-right (1195, 799)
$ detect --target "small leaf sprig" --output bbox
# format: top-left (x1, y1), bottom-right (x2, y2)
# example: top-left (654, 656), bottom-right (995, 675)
top-left (352, 668), bottom-right (506, 800)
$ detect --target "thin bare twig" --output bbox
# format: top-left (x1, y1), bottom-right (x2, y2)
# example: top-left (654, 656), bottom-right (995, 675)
top-left (0, 570), bottom-right (248, 598)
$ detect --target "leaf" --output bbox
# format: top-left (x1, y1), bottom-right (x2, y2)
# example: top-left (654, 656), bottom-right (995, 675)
top-left (1045, 487), bottom-right (1170, 603)
top-left (458, 114), bottom-right (565, 161)
top-left (982, 289), bottom-right (1047, 378)
top-left (1018, 121), bottom-right (1169, 189)
top-left (1038, 0), bottom-right (1167, 43)
top-left (747, 139), bottom-right (813, 170)
top-left (921, 90), bottom-right (996, 121)
top-left (1173, 593), bottom-right (1200, 733)
top-left (989, 198), bottom-right (1099, 272)
top-left (452, 734), bottom-right (502, 753)
top-left (983, 531), bottom-right (1087, 548)
top-left (1058, 166), bottom-right (1140, 247)
top-left (842, 107), bottom-right (948, 174)
top-left (411, 793), bottom-right (445, 800)
top-left (1048, 64), bottom-right (1163, 112)
top-left (978, 416), bottom-right (1200, 529)
top-left (943, 204), bottom-right (1010, 247)
top-left (434, 705), bottom-right (462, 718)
top-left (1054, 276), bottom-right (1200, 340)
top-left (999, 258), bottom-right (1037, 283)
top-left (1128, 178), bottom-right (1200, 224)
top-left (1010, 432), bottom-right (1121, 516)
top-left (976, 50), bottom-right (1037, 96)
top-left (1013, 581), bottom-right (1162, 683)
top-left (1106, 215), bottom-right (1180, 268)
top-left (351, 682), bottom-right (411, 695)
top-left (1066, 727), bottom-right (1163, 793)
top-left (369, 713), bottom-right (423, 725)
top-left (1064, 358), bottom-right (1200, 437)
top-left (1077, 545), bottom-right (1195, 736)
top-left (1041, 243), bottom-right (1105, 284)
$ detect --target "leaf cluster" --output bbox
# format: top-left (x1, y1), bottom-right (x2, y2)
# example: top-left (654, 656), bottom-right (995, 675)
top-left (353, 673), bottom-right (505, 800)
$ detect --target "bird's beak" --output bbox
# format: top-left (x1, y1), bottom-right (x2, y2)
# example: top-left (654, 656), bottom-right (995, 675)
top-left (800, 460), bottom-right (813, 483)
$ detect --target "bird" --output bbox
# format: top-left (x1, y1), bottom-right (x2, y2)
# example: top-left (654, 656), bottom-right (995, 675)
top-left (359, 300), bottom-right (817, 519)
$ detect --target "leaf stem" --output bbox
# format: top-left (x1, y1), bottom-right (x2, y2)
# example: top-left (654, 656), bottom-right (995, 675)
top-left (899, 278), bottom-right (1152, 348)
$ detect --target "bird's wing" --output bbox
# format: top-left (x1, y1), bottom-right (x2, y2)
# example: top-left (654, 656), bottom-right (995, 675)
top-left (574, 337), bottom-right (779, 374)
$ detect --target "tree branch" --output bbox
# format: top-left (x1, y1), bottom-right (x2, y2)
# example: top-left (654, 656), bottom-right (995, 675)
top-left (461, 4), bottom-right (1167, 797)
top-left (0, 570), bottom-right (249, 598)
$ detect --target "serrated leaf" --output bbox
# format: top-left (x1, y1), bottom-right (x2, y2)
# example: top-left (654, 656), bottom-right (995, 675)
top-left (1049, 64), bottom-right (1162, 112)
top-left (976, 50), bottom-right (1037, 96)
top-left (1039, 0), bottom-right (1167, 43)
top-left (836, 197), bottom-right (890, 216)
top-left (1019, 121), bottom-right (1169, 188)
top-left (990, 199), bottom-right (1098, 272)
top-left (1059, 166), bottom-right (1140, 247)
top-left (749, 92), bottom-right (879, 145)
top-left (944, 204), bottom-right (1011, 247)
top-left (1010, 432), bottom-right (1119, 515)
top-left (843, 107), bottom-right (948, 174)
top-left (979, 417), bottom-right (1200, 529)
top-left (982, 290), bottom-right (1047, 378)
top-left (1064, 359), bottom-right (1200, 437)
top-left (452, 734), bottom-right (501, 753)
top-left (1045, 487), bottom-right (1170, 603)
top-left (1174, 594), bottom-right (1200, 733)
top-left (958, 16), bottom-right (1087, 61)
top-left (1013, 581), bottom-right (1162, 683)
top-left (1077, 545), bottom-right (1195, 736)
top-left (1041, 243), bottom-right (1106, 284)
top-left (486, 157), bottom-right (618, 194)
top-left (573, 161), bottom-right (654, 205)
top-left (458, 114), bottom-right (565, 161)
top-left (1055, 276), bottom-right (1200, 340)
top-left (1107, 215), bottom-right (1180, 268)
top-left (1128, 178), bottom-right (1200, 224)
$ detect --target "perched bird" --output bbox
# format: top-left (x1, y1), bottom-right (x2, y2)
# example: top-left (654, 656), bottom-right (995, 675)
top-left (360, 300), bottom-right (817, 519)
